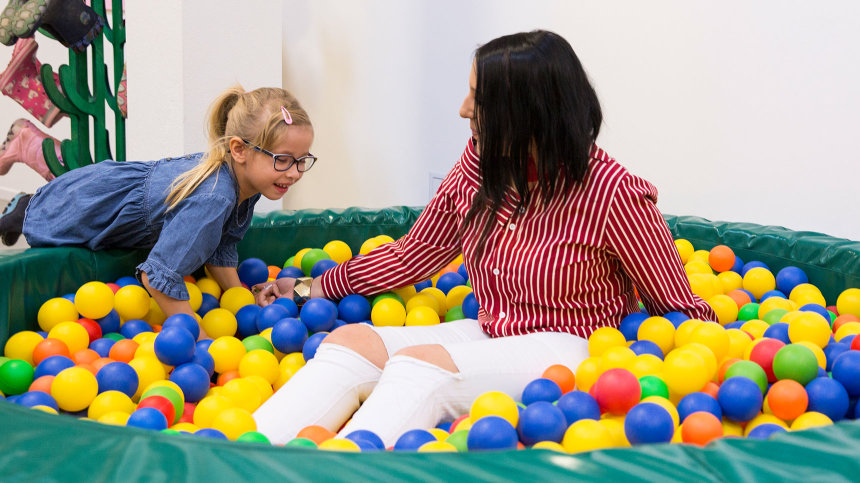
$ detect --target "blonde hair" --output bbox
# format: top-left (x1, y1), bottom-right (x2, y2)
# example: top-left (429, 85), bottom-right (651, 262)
top-left (165, 86), bottom-right (312, 210)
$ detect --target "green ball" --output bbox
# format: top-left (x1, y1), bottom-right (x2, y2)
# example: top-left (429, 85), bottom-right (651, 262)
top-left (242, 335), bottom-right (274, 354)
top-left (445, 429), bottom-right (468, 452)
top-left (0, 356), bottom-right (9, 368)
top-left (103, 333), bottom-right (125, 341)
top-left (738, 303), bottom-right (761, 321)
top-left (772, 344), bottom-right (819, 385)
top-left (161, 429), bottom-right (182, 435)
top-left (285, 437), bottom-right (317, 448)
top-left (283, 256), bottom-right (295, 269)
top-left (639, 375), bottom-right (669, 400)
top-left (0, 359), bottom-right (35, 396)
top-left (762, 308), bottom-right (789, 326)
top-left (724, 360), bottom-right (768, 393)
top-left (237, 431), bottom-right (272, 444)
top-left (300, 249), bottom-right (331, 277)
top-left (827, 310), bottom-right (836, 326)
top-left (371, 292), bottom-right (404, 307)
top-left (445, 305), bottom-right (465, 322)
top-left (141, 386), bottom-right (183, 424)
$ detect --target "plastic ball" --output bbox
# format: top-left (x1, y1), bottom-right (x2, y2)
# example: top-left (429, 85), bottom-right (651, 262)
top-left (0, 359), bottom-right (35, 396)
top-left (458, 292), bottom-right (479, 320)
top-left (138, 394), bottom-right (175, 426)
top-left (772, 344), bottom-right (819, 385)
top-left (168, 362), bottom-right (209, 403)
top-left (238, 258), bottom-right (269, 288)
top-left (88, 390), bottom-right (136, 420)
top-left (466, 416), bottom-right (518, 451)
top-left (337, 294), bottom-right (372, 324)
top-left (300, 298), bottom-right (338, 333)
top-left (674, 239), bottom-right (694, 263)
top-left (805, 376), bottom-right (849, 421)
top-left (370, 298), bottom-right (407, 327)
top-left (207, 336), bottom-right (247, 374)
top-left (127, 357), bottom-right (167, 400)
top-left (790, 411), bottom-right (833, 431)
top-left (588, 326), bottom-right (627, 357)
top-left (277, 266), bottom-right (304, 279)
top-left (405, 306), bottom-right (440, 326)
top-left (435, 272), bottom-right (466, 295)
top-left (541, 364), bottom-right (576, 394)
top-left (51, 366), bottom-right (98, 412)
top-left (234, 305), bottom-right (262, 339)
top-left (113, 285), bottom-right (151, 321)
top-left (153, 326), bottom-right (195, 366)
top-left (708, 245), bottom-right (735, 273)
top-left (32, 338), bottom-right (70, 366)
top-left (220, 287), bottom-right (256, 314)
top-left (574, 357), bottom-right (600, 393)
top-left (562, 419), bottom-right (613, 453)
top-left (394, 429), bottom-right (437, 451)
top-left (717, 376), bottom-right (763, 422)
top-left (14, 390), bottom-right (58, 411)
top-left (254, 304), bottom-right (288, 333)
top-left (238, 349), bottom-right (279, 384)
top-left (681, 411), bottom-right (723, 446)
top-left (33, 355), bottom-right (74, 380)
top-left (320, 239), bottom-right (352, 264)
top-left (445, 286), bottom-right (472, 311)
top-left (74, 281), bottom-right (115, 320)
top-left (47, 321), bottom-right (90, 355)
top-left (624, 402), bottom-right (675, 445)
top-left (470, 390), bottom-right (519, 427)
top-left (521, 378), bottom-right (562, 405)
top-left (591, 368), bottom-right (641, 415)
top-left (271, 317), bottom-right (309, 354)
top-left (417, 441), bottom-right (457, 452)
top-left (443, 306), bottom-right (465, 322)
top-left (788, 312), bottom-right (831, 348)
top-left (617, 312), bottom-right (647, 341)
top-left (4, 331), bottom-right (44, 365)
top-left (96, 361), bottom-right (138, 397)
top-left (344, 429), bottom-right (385, 451)
top-left (142, 385), bottom-right (184, 422)
top-left (37, 298), bottom-right (79, 332)
top-left (237, 431), bottom-right (271, 445)
top-left (836, 288), bottom-right (860, 318)
top-left (661, 349), bottom-right (709, 395)
top-left (742, 268), bottom-right (776, 301)
top-left (119, 319), bottom-right (153, 340)
top-left (724, 360), bottom-right (768, 394)
top-left (746, 423), bottom-right (787, 440)
top-left (637, 317), bottom-right (675, 355)
top-left (831, 351), bottom-right (860, 397)
top-left (678, 392), bottom-right (722, 422)
top-left (790, 284), bottom-right (826, 308)
top-left (197, 308), bottom-right (236, 339)
top-left (516, 401), bottom-right (567, 445)
top-left (127, 407), bottom-right (168, 431)
top-left (211, 407), bottom-right (257, 440)
top-left (302, 332), bottom-right (328, 362)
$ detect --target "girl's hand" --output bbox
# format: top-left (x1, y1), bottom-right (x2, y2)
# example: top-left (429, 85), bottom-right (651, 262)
top-left (253, 277), bottom-right (294, 307)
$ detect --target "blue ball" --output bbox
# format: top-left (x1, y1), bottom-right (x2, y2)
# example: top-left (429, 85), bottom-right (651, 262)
top-left (255, 304), bottom-right (289, 333)
top-left (832, 351), bottom-right (860, 397)
top-left (677, 392), bottom-right (722, 422)
top-left (154, 326), bottom-right (196, 366)
top-left (89, 338), bottom-right (116, 358)
top-left (624, 402), bottom-right (675, 445)
top-left (521, 378), bottom-right (562, 405)
top-left (96, 361), bottom-right (139, 397)
top-left (738, 289), bottom-right (758, 304)
top-left (435, 272), bottom-right (466, 295)
top-left (717, 377), bottom-right (763, 422)
top-left (61, 293), bottom-right (76, 303)
top-left (457, 263), bottom-right (468, 282)
top-left (775, 266), bottom-right (808, 297)
top-left (120, 319), bottom-right (153, 339)
top-left (34, 355), bottom-right (75, 379)
top-left (197, 293), bottom-right (220, 317)
top-left (394, 429), bottom-right (437, 451)
top-left (300, 298), bottom-right (338, 333)
top-left (662, 311), bottom-right (690, 329)
top-left (271, 318), bottom-right (309, 354)
top-left (746, 423), bottom-right (787, 440)
top-left (238, 258), bottom-right (269, 288)
top-left (169, 362), bottom-right (211, 403)
top-left (162, 313), bottom-right (200, 341)
top-left (127, 407), bottom-right (168, 431)
top-left (272, 297), bottom-right (299, 317)
top-left (467, 416), bottom-right (519, 451)
top-left (115, 276), bottom-right (141, 287)
top-left (630, 340), bottom-right (664, 359)
top-left (619, 312), bottom-right (649, 341)
top-left (823, 343), bottom-right (850, 372)
top-left (760, 290), bottom-right (787, 302)
top-left (730, 256), bottom-right (744, 274)
top-left (277, 266), bottom-right (305, 279)
top-left (763, 323), bottom-right (791, 345)
top-left (302, 332), bottom-right (328, 362)
top-left (15, 391), bottom-right (58, 411)
top-left (799, 303), bottom-right (830, 322)
top-left (332, 319), bottom-right (347, 331)
top-left (96, 309), bottom-right (121, 334)
top-left (741, 261), bottom-right (770, 276)
top-left (192, 347), bottom-right (215, 377)
top-left (436, 421), bottom-right (452, 432)
top-left (413, 280), bottom-right (432, 292)
top-left (517, 401), bottom-right (567, 445)
top-left (806, 377), bottom-right (850, 421)
top-left (724, 321), bottom-right (745, 330)
top-left (461, 292), bottom-right (480, 320)
top-left (195, 428), bottom-right (228, 439)
top-left (345, 429), bottom-right (385, 451)
top-left (235, 304), bottom-right (262, 338)
top-left (556, 390), bottom-right (601, 426)
top-left (195, 339), bottom-right (213, 353)
top-left (311, 259), bottom-right (338, 278)
top-left (337, 294), bottom-right (372, 324)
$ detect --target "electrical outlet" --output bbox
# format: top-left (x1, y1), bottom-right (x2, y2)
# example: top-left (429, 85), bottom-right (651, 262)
top-left (428, 172), bottom-right (445, 201)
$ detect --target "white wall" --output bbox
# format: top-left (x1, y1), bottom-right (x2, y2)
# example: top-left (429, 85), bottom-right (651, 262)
top-left (282, 0), bottom-right (860, 241)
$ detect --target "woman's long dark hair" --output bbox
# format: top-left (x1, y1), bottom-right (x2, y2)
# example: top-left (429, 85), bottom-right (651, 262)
top-left (463, 30), bottom-right (602, 258)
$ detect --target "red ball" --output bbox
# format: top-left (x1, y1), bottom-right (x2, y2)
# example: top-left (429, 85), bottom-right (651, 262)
top-left (591, 368), bottom-right (641, 415)
top-left (180, 402), bottom-right (196, 424)
top-left (749, 338), bottom-right (785, 382)
top-left (77, 318), bottom-right (103, 344)
top-left (106, 283), bottom-right (121, 294)
top-left (138, 395), bottom-right (176, 425)
top-left (852, 334), bottom-right (860, 351)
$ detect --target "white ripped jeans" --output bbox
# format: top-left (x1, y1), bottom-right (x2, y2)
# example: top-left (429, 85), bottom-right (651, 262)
top-left (252, 319), bottom-right (589, 447)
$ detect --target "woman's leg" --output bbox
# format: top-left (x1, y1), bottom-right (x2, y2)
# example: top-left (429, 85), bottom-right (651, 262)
top-left (338, 328), bottom-right (589, 447)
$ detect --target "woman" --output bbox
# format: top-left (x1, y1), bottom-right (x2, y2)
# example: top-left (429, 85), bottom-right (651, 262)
top-left (252, 30), bottom-right (715, 446)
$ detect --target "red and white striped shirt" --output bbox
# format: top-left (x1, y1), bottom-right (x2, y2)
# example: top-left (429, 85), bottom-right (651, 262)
top-left (320, 139), bottom-right (715, 338)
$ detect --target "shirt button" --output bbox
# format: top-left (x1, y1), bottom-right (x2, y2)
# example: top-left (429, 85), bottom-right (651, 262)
top-left (499, 311), bottom-right (506, 318)
top-left (508, 224), bottom-right (516, 231)
top-left (492, 268), bottom-right (500, 275)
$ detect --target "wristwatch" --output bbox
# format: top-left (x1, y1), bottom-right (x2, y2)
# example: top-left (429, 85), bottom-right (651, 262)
top-left (293, 277), bottom-right (313, 307)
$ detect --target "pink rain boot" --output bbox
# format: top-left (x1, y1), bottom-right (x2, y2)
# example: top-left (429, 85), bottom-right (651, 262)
top-left (116, 62), bottom-right (126, 118)
top-left (0, 37), bottom-right (65, 127)
top-left (0, 118), bottom-right (61, 181)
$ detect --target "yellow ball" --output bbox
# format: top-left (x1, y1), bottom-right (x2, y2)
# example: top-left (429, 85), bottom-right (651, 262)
top-left (375, 234), bottom-right (395, 244)
top-left (185, 282), bottom-right (203, 312)
top-left (319, 438), bottom-right (361, 452)
top-left (445, 285), bottom-right (473, 309)
top-left (640, 396), bottom-right (680, 427)
top-left (219, 287), bottom-right (255, 314)
top-left (193, 395), bottom-right (235, 428)
top-left (835, 321), bottom-right (860, 342)
top-left (48, 321), bottom-right (90, 354)
top-left (740, 319), bottom-right (769, 340)
top-left (99, 411), bottom-right (131, 426)
top-left (420, 287), bottom-right (448, 315)
top-left (428, 427), bottom-right (449, 441)
top-left (371, 298), bottom-right (407, 327)
top-left (685, 262), bottom-right (714, 277)
top-left (418, 441), bottom-right (458, 453)
top-left (562, 419), bottom-right (614, 453)
top-left (744, 414), bottom-right (788, 436)
top-left (37, 297), bottom-right (79, 332)
top-left (221, 378), bottom-right (262, 412)
top-left (113, 285), bottom-right (151, 321)
top-left (244, 374), bottom-right (275, 402)
top-left (143, 380), bottom-right (186, 402)
top-left (51, 367), bottom-right (98, 412)
top-left (208, 336), bottom-right (247, 374)
top-left (674, 239), bottom-right (694, 264)
top-left (716, 271), bottom-right (743, 294)
top-left (789, 284), bottom-right (826, 308)
top-left (531, 441), bottom-right (566, 452)
top-left (674, 319), bottom-right (704, 348)
top-left (211, 407), bottom-right (257, 440)
top-left (31, 405), bottom-right (58, 415)
top-left (627, 354), bottom-right (664, 379)
top-left (391, 284), bottom-right (417, 304)
top-left (323, 240), bottom-right (353, 264)
top-left (722, 420), bottom-right (744, 437)
top-left (757, 297), bottom-right (793, 319)
top-left (742, 268), bottom-right (776, 301)
top-left (405, 293), bottom-right (441, 315)
top-left (291, 248), bottom-right (312, 269)
top-left (196, 277), bottom-right (223, 299)
top-left (4, 331), bottom-right (43, 365)
top-left (788, 312), bottom-right (831, 348)
top-left (588, 326), bottom-right (627, 357)
top-left (678, 343), bottom-right (717, 382)
top-left (637, 317), bottom-right (675, 355)
top-left (688, 250), bottom-right (710, 265)
top-left (790, 411), bottom-right (833, 431)
top-left (597, 346), bottom-right (636, 373)
top-left (359, 238), bottom-right (385, 255)
top-left (133, 331), bottom-right (157, 345)
top-left (726, 328), bottom-right (753, 360)
top-left (599, 416), bottom-right (630, 447)
top-left (143, 298), bottom-right (167, 327)
top-left (238, 349), bottom-right (280, 384)
top-left (575, 357), bottom-right (601, 393)
top-left (405, 306), bottom-right (441, 326)
top-left (74, 281), bottom-right (115, 319)
top-left (281, 351), bottom-right (307, 369)
top-left (661, 349), bottom-right (709, 395)
top-left (688, 323), bottom-right (729, 362)
top-left (170, 422), bottom-right (200, 433)
top-left (837, 288), bottom-right (860, 318)
top-left (707, 294), bottom-right (739, 325)
top-left (470, 391), bottom-right (519, 427)
top-left (88, 390), bottom-right (136, 420)
top-left (689, 273), bottom-right (720, 301)
top-left (794, 341), bottom-right (827, 369)
top-left (201, 308), bottom-right (238, 339)
top-left (128, 356), bottom-right (167, 400)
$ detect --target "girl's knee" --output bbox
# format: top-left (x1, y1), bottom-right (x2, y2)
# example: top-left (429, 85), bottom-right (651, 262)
top-left (322, 323), bottom-right (388, 369)
top-left (393, 344), bottom-right (459, 373)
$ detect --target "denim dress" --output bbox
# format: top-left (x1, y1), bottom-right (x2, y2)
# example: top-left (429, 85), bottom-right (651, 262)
top-left (23, 153), bottom-right (261, 300)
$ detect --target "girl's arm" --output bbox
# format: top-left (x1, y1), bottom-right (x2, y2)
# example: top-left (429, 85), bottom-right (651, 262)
top-left (140, 271), bottom-right (210, 339)
top-left (204, 264), bottom-right (243, 291)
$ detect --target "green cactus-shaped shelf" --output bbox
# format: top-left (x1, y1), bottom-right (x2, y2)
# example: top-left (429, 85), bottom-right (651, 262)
top-left (38, 0), bottom-right (126, 176)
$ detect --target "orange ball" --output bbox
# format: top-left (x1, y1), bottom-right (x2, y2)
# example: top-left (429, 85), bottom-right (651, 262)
top-left (681, 411), bottom-right (723, 446)
top-left (217, 370), bottom-right (241, 387)
top-left (183, 275), bottom-right (197, 283)
top-left (767, 379), bottom-right (808, 421)
top-left (108, 339), bottom-right (139, 363)
top-left (727, 290), bottom-right (752, 309)
top-left (708, 245), bottom-right (736, 273)
top-left (91, 357), bottom-right (114, 372)
top-left (700, 381), bottom-right (720, 400)
top-left (267, 265), bottom-right (281, 280)
top-left (32, 338), bottom-right (71, 365)
top-left (72, 349), bottom-right (100, 365)
top-left (296, 425), bottom-right (336, 445)
top-left (718, 358), bottom-right (741, 383)
top-left (29, 375), bottom-right (55, 393)
top-left (832, 314), bottom-right (860, 332)
top-left (542, 364), bottom-right (576, 394)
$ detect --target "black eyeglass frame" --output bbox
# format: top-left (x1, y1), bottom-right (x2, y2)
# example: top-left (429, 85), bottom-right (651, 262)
top-left (242, 139), bottom-right (317, 172)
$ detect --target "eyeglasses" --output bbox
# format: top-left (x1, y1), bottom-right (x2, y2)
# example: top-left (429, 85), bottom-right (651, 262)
top-left (242, 139), bottom-right (317, 172)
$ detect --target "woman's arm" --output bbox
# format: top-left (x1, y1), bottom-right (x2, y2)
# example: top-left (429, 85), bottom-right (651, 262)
top-left (205, 264), bottom-right (243, 291)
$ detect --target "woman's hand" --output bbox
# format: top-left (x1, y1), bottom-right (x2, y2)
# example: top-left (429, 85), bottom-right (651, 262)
top-left (253, 277), bottom-right (294, 307)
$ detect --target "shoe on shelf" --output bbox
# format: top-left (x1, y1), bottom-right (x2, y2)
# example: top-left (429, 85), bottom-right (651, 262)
top-left (0, 191), bottom-right (31, 246)
top-left (0, 37), bottom-right (66, 128)
top-left (12, 0), bottom-right (105, 52)
top-left (0, 118), bottom-right (61, 181)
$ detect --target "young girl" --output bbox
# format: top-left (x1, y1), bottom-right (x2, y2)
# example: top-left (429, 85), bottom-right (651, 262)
top-left (252, 30), bottom-right (716, 446)
top-left (0, 86), bottom-right (316, 322)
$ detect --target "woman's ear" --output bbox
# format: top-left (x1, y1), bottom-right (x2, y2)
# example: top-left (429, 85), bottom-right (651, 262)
top-left (228, 137), bottom-right (247, 165)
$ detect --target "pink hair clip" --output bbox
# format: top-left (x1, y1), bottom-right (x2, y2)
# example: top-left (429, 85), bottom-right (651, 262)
top-left (281, 106), bottom-right (293, 125)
